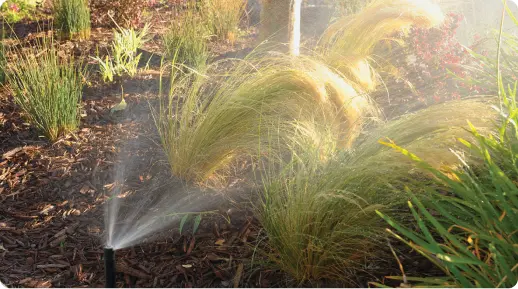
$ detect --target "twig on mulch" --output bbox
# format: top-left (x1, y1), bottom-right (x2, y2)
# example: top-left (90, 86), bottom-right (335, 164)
top-left (117, 262), bottom-right (152, 279)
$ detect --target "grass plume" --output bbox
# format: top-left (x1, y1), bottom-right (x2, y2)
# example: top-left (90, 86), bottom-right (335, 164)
top-left (319, 0), bottom-right (444, 92)
top-left (152, 50), bottom-right (377, 184)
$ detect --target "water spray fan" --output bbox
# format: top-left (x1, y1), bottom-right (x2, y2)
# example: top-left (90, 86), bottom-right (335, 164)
top-left (104, 247), bottom-right (116, 288)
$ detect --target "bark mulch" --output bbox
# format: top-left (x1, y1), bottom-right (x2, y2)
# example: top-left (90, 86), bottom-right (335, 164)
top-left (0, 4), bottom-right (439, 287)
top-left (0, 71), bottom-right (283, 287)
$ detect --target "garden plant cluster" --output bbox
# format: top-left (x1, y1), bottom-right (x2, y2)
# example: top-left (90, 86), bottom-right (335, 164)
top-left (0, 0), bottom-right (517, 287)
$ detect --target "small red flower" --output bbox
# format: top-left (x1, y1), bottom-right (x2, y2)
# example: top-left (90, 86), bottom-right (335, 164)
top-left (9, 3), bottom-right (19, 12)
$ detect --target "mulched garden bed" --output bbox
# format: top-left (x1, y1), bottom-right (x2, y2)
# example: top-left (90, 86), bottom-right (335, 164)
top-left (0, 2), bottom-right (443, 288)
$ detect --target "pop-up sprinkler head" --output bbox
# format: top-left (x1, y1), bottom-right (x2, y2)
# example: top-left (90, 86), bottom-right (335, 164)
top-left (104, 247), bottom-right (116, 288)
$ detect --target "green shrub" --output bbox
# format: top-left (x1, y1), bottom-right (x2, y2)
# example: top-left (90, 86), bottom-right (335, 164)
top-left (4, 35), bottom-right (86, 141)
top-left (53, 0), bottom-right (91, 40)
top-left (201, 0), bottom-right (245, 42)
top-left (163, 10), bottom-right (209, 69)
top-left (92, 23), bottom-right (150, 82)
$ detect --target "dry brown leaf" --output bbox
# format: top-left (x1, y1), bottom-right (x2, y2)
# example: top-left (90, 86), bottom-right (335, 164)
top-left (215, 238), bottom-right (226, 246)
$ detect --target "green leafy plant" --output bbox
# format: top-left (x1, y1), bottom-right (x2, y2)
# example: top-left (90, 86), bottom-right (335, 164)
top-left (376, 108), bottom-right (518, 287)
top-left (177, 214), bottom-right (202, 235)
top-left (372, 6), bottom-right (518, 287)
top-left (163, 8), bottom-right (209, 69)
top-left (53, 0), bottom-right (91, 39)
top-left (4, 35), bottom-right (86, 141)
top-left (0, 0), bottom-right (36, 23)
top-left (92, 23), bottom-right (150, 82)
top-left (168, 210), bottom-right (229, 235)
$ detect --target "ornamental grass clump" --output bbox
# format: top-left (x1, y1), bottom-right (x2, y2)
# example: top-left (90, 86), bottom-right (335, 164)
top-left (4, 35), bottom-right (86, 141)
top-left (257, 99), bottom-right (499, 283)
top-left (152, 49), bottom-right (378, 184)
top-left (163, 8), bottom-right (209, 69)
top-left (53, 0), bottom-right (91, 40)
top-left (202, 0), bottom-right (245, 42)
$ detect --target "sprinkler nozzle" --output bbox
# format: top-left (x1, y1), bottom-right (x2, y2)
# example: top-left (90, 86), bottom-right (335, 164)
top-left (104, 247), bottom-right (116, 288)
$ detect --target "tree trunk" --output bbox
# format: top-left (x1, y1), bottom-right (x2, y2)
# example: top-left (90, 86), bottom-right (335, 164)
top-left (288, 0), bottom-right (302, 56)
top-left (259, 0), bottom-right (291, 42)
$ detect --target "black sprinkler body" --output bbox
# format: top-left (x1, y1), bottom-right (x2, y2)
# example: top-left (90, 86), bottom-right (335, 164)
top-left (104, 247), bottom-right (116, 288)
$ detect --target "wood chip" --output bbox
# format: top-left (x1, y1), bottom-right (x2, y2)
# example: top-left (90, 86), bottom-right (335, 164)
top-left (0, 235), bottom-right (16, 245)
top-left (2, 147), bottom-right (22, 159)
top-left (118, 262), bottom-right (152, 279)
top-left (18, 278), bottom-right (52, 288)
top-left (233, 263), bottom-right (244, 288)
top-left (36, 264), bottom-right (68, 269)
top-left (49, 235), bottom-right (67, 248)
top-left (53, 222), bottom-right (79, 239)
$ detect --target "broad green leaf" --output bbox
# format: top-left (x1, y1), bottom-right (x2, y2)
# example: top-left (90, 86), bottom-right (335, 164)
top-left (193, 214), bottom-right (202, 234)
top-left (179, 214), bottom-right (189, 235)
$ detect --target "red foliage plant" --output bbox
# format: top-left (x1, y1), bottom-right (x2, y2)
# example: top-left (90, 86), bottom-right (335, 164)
top-left (379, 12), bottom-right (487, 108)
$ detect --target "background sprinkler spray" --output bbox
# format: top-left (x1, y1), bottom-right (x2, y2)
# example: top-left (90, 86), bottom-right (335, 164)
top-left (104, 247), bottom-right (116, 288)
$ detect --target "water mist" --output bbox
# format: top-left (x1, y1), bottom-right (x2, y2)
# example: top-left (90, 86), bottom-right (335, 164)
top-left (103, 96), bottom-right (224, 250)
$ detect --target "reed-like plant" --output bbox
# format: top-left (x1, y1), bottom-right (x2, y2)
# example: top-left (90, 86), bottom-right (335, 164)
top-left (163, 9), bottom-right (209, 69)
top-left (4, 35), bottom-right (86, 141)
top-left (0, 23), bottom-right (5, 84)
top-left (92, 23), bottom-right (150, 82)
top-left (201, 0), bottom-right (245, 42)
top-left (53, 0), bottom-right (91, 39)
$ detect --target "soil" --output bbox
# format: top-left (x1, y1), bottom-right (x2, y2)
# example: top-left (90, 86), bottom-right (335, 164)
top-left (0, 2), bottom-right (439, 288)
